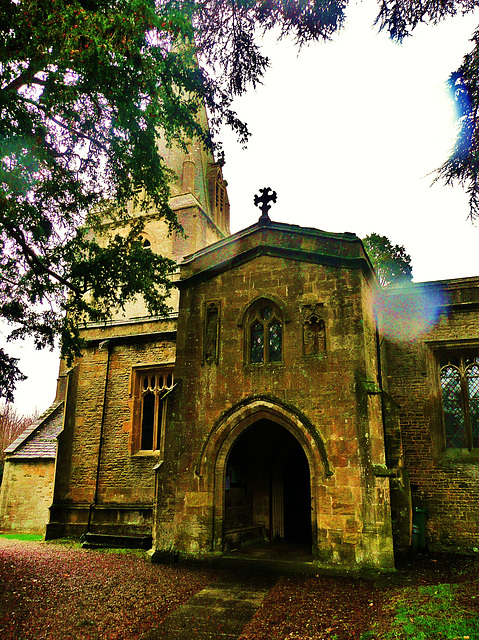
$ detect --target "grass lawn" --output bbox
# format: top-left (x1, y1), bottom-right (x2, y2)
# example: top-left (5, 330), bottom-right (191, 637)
top-left (367, 582), bottom-right (479, 640)
top-left (0, 533), bottom-right (43, 541)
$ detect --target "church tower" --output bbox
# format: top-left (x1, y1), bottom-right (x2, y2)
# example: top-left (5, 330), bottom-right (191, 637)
top-left (137, 115), bottom-right (230, 268)
top-left (116, 101), bottom-right (230, 320)
top-left (45, 106), bottom-right (231, 542)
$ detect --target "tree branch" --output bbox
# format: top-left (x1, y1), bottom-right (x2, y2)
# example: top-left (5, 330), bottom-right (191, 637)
top-left (17, 93), bottom-right (112, 156)
top-left (2, 58), bottom-right (45, 94)
top-left (0, 212), bottom-right (82, 295)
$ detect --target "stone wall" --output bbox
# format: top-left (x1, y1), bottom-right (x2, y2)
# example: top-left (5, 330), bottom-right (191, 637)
top-left (384, 277), bottom-right (479, 553)
top-left (47, 318), bottom-right (177, 538)
top-left (152, 225), bottom-right (395, 570)
top-left (0, 460), bottom-right (55, 534)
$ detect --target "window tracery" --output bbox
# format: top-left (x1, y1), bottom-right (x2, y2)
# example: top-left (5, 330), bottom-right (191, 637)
top-left (439, 352), bottom-right (479, 450)
top-left (247, 301), bottom-right (283, 364)
top-left (135, 369), bottom-right (174, 452)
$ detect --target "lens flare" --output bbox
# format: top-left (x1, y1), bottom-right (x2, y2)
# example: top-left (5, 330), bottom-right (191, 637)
top-left (447, 71), bottom-right (473, 122)
top-left (376, 282), bottom-right (447, 341)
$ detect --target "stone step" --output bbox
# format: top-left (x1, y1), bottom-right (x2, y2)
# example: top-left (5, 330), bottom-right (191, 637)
top-left (81, 532), bottom-right (152, 550)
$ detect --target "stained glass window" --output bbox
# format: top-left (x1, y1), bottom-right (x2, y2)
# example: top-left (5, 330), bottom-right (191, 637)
top-left (248, 301), bottom-right (283, 364)
top-left (269, 320), bottom-right (282, 362)
top-left (441, 365), bottom-right (467, 448)
top-left (467, 364), bottom-right (479, 448)
top-left (251, 322), bottom-right (264, 363)
top-left (261, 307), bottom-right (272, 321)
top-left (440, 353), bottom-right (479, 450)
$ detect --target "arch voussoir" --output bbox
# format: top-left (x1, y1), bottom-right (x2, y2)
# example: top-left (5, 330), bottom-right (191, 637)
top-left (193, 396), bottom-right (330, 554)
top-left (195, 396), bottom-right (330, 483)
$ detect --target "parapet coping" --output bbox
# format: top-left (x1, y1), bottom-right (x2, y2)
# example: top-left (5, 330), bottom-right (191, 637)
top-left (81, 312), bottom-right (179, 330)
top-left (180, 219), bottom-right (361, 265)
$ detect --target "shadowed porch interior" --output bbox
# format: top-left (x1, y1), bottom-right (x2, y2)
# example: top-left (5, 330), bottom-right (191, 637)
top-left (224, 419), bottom-right (312, 554)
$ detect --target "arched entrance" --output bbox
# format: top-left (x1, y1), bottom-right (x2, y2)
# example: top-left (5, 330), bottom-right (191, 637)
top-left (223, 419), bottom-right (312, 550)
top-left (196, 396), bottom-right (330, 557)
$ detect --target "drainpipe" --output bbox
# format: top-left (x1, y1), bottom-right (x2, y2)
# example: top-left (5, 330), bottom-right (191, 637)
top-left (87, 340), bottom-right (111, 534)
top-left (375, 323), bottom-right (391, 467)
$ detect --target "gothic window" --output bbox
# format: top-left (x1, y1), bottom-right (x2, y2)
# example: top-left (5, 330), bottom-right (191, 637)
top-left (439, 352), bottom-right (479, 450)
top-left (248, 301), bottom-right (283, 364)
top-left (137, 370), bottom-right (174, 452)
top-left (214, 179), bottom-right (227, 228)
top-left (204, 302), bottom-right (220, 364)
top-left (140, 232), bottom-right (153, 249)
top-left (207, 163), bottom-right (230, 230)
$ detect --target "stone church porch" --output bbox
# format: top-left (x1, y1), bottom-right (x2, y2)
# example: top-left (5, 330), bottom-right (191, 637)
top-left (152, 397), bottom-right (395, 572)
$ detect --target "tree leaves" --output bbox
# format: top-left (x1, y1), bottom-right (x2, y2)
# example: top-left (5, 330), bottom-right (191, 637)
top-left (0, 0), bottom-right (200, 398)
top-left (436, 36), bottom-right (479, 219)
top-left (0, 350), bottom-right (26, 404)
top-left (0, 0), bottom-right (355, 400)
top-left (375, 0), bottom-right (477, 43)
top-left (363, 233), bottom-right (413, 286)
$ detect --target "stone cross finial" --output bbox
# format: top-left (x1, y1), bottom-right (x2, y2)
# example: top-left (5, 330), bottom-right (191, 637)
top-left (254, 187), bottom-right (277, 224)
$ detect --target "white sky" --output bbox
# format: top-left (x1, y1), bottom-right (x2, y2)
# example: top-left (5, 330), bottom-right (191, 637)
top-left (6, 0), bottom-right (479, 415)
top-left (221, 0), bottom-right (479, 283)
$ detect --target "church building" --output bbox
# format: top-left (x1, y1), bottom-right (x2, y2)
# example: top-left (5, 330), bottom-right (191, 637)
top-left (2, 112), bottom-right (479, 572)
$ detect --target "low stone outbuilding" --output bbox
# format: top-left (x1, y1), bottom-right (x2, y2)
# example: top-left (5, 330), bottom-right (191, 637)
top-left (0, 403), bottom-right (64, 535)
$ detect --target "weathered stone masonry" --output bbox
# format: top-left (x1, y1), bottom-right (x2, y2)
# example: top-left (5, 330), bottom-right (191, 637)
top-left (151, 222), bottom-right (395, 569)
top-left (4, 110), bottom-right (479, 568)
top-left (47, 318), bottom-right (177, 538)
top-left (384, 277), bottom-right (479, 553)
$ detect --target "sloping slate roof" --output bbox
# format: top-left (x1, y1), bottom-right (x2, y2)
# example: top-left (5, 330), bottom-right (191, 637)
top-left (4, 402), bottom-right (64, 459)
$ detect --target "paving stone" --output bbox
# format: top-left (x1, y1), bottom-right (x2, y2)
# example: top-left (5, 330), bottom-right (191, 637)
top-left (148, 571), bottom-right (273, 639)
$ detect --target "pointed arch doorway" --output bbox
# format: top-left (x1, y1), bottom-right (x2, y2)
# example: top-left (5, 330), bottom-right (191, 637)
top-left (224, 419), bottom-right (312, 551)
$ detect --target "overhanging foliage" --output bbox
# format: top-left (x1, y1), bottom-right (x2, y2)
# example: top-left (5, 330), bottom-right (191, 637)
top-left (1, 0), bottom-right (479, 400)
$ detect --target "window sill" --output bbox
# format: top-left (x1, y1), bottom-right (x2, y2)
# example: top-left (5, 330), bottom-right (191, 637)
top-left (131, 450), bottom-right (162, 458)
top-left (440, 449), bottom-right (479, 464)
top-left (244, 362), bottom-right (285, 370)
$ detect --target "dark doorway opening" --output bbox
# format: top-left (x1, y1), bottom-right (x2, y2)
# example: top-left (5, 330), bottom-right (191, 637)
top-left (224, 419), bottom-right (312, 551)
top-left (284, 441), bottom-right (312, 543)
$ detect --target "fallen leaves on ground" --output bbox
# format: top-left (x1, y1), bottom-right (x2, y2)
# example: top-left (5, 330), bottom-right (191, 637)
top-left (238, 574), bottom-right (385, 639)
top-left (2, 539), bottom-right (479, 640)
top-left (239, 554), bottom-right (479, 640)
top-left (0, 539), bottom-right (213, 639)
